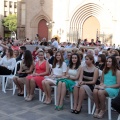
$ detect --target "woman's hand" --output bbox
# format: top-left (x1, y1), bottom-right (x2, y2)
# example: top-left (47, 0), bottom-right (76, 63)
top-left (17, 71), bottom-right (21, 74)
top-left (32, 73), bottom-right (39, 76)
top-left (78, 81), bottom-right (84, 86)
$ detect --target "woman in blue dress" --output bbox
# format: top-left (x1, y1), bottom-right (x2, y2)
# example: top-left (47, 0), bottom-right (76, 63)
top-left (93, 56), bottom-right (120, 119)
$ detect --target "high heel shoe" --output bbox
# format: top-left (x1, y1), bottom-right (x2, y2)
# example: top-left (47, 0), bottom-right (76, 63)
top-left (71, 109), bottom-right (75, 113)
top-left (58, 105), bottom-right (63, 111)
top-left (55, 106), bottom-right (58, 110)
top-left (97, 110), bottom-right (105, 119)
top-left (26, 95), bottom-right (34, 102)
top-left (93, 109), bottom-right (100, 118)
top-left (75, 106), bottom-right (82, 114)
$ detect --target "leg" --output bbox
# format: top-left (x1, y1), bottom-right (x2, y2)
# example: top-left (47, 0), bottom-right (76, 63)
top-left (93, 89), bottom-right (100, 117)
top-left (59, 82), bottom-right (66, 106)
top-left (98, 90), bottom-right (108, 111)
top-left (13, 77), bottom-right (22, 94)
top-left (93, 89), bottom-right (100, 109)
top-left (26, 78), bottom-right (31, 97)
top-left (56, 81), bottom-right (62, 106)
top-left (45, 81), bottom-right (54, 103)
top-left (27, 79), bottom-right (36, 101)
top-left (30, 79), bottom-right (36, 95)
top-left (73, 86), bottom-right (79, 110)
top-left (97, 90), bottom-right (108, 118)
top-left (17, 78), bottom-right (24, 94)
top-left (76, 86), bottom-right (86, 111)
top-left (42, 80), bottom-right (48, 103)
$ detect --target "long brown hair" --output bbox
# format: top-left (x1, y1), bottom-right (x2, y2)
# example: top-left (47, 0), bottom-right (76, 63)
top-left (104, 56), bottom-right (118, 75)
top-left (52, 51), bottom-right (64, 68)
top-left (24, 50), bottom-right (33, 68)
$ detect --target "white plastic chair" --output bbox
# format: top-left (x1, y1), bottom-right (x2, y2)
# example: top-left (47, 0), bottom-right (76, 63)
top-left (118, 114), bottom-right (120, 120)
top-left (12, 61), bottom-right (22, 95)
top-left (0, 61), bottom-right (21, 93)
top-left (92, 97), bottom-right (114, 120)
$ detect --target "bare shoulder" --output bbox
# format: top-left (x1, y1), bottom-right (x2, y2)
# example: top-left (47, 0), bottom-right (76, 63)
top-left (116, 70), bottom-right (120, 75)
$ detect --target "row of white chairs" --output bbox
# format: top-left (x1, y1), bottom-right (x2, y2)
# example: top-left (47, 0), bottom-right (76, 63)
top-left (0, 61), bottom-right (119, 120)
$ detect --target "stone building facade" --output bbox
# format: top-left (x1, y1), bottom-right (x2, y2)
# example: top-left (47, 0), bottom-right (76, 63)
top-left (17, 0), bottom-right (120, 45)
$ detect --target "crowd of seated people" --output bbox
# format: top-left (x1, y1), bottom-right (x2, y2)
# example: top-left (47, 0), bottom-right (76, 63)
top-left (0, 37), bottom-right (120, 119)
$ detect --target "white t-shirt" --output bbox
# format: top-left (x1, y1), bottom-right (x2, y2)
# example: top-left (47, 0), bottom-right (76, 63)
top-left (52, 62), bottom-right (67, 76)
top-left (0, 56), bottom-right (16, 71)
top-left (52, 41), bottom-right (58, 48)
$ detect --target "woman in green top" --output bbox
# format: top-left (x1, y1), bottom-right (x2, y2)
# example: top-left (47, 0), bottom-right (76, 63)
top-left (56, 53), bottom-right (81, 110)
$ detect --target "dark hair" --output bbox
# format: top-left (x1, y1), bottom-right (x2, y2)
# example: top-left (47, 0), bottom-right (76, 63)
top-left (98, 54), bottom-right (106, 63)
top-left (23, 50), bottom-right (33, 68)
top-left (52, 51), bottom-right (64, 68)
top-left (20, 46), bottom-right (26, 51)
top-left (47, 49), bottom-right (53, 56)
top-left (104, 56), bottom-right (119, 75)
top-left (7, 48), bottom-right (13, 57)
top-left (85, 54), bottom-right (95, 64)
top-left (69, 53), bottom-right (81, 69)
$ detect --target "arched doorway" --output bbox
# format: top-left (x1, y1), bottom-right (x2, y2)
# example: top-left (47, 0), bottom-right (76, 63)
top-left (38, 19), bottom-right (48, 41)
top-left (82, 16), bottom-right (100, 42)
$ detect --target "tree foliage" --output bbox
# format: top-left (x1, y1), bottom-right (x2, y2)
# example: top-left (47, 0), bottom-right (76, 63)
top-left (2, 14), bottom-right (17, 32)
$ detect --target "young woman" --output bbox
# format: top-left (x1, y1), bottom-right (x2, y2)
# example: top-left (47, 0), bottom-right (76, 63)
top-left (13, 50), bottom-right (34, 96)
top-left (42, 51), bottom-right (67, 104)
top-left (46, 49), bottom-right (54, 65)
top-left (72, 54), bottom-right (99, 114)
top-left (93, 56), bottom-right (120, 119)
top-left (95, 54), bottom-right (106, 71)
top-left (25, 51), bottom-right (50, 101)
top-left (0, 48), bottom-right (16, 75)
top-left (95, 54), bottom-right (106, 84)
top-left (56, 53), bottom-right (81, 110)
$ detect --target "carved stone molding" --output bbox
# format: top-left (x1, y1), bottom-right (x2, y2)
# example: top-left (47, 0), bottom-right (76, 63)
top-left (40, 0), bottom-right (45, 6)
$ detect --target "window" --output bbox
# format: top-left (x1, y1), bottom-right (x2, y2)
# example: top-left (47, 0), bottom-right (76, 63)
top-left (4, 11), bottom-right (7, 17)
top-left (14, 2), bottom-right (17, 8)
top-left (9, 1), bottom-right (12, 8)
top-left (4, 1), bottom-right (7, 7)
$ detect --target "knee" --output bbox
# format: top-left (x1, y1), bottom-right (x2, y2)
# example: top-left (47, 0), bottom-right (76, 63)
top-left (62, 82), bottom-right (66, 87)
top-left (42, 80), bottom-right (45, 84)
top-left (98, 90), bottom-right (104, 96)
top-left (31, 79), bottom-right (35, 83)
top-left (93, 89), bottom-right (98, 95)
top-left (58, 81), bottom-right (62, 86)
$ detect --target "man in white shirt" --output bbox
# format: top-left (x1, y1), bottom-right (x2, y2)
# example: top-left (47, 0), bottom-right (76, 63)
top-left (51, 37), bottom-right (58, 48)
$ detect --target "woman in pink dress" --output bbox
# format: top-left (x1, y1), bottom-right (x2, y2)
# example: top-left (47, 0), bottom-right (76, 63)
top-left (25, 50), bottom-right (50, 101)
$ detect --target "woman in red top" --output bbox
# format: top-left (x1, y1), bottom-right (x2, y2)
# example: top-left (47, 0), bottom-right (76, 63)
top-left (25, 50), bottom-right (50, 101)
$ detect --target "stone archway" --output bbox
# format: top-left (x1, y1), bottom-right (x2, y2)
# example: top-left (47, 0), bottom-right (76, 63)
top-left (69, 3), bottom-right (112, 43)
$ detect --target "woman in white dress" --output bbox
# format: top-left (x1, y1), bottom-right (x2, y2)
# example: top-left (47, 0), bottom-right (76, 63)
top-left (42, 51), bottom-right (67, 104)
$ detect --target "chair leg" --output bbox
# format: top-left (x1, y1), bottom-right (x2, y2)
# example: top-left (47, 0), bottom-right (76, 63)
top-left (108, 98), bottom-right (112, 120)
top-left (24, 84), bottom-right (26, 98)
top-left (92, 103), bottom-right (96, 114)
top-left (2, 76), bottom-right (6, 93)
top-left (54, 86), bottom-right (57, 105)
top-left (4, 77), bottom-right (8, 91)
top-left (117, 114), bottom-right (120, 120)
top-left (39, 89), bottom-right (42, 101)
top-left (41, 92), bottom-right (45, 102)
top-left (88, 97), bottom-right (91, 114)
top-left (70, 93), bottom-right (73, 109)
top-left (12, 82), bottom-right (16, 95)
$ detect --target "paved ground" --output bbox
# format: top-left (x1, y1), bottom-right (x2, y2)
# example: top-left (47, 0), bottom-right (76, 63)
top-left (0, 87), bottom-right (118, 120)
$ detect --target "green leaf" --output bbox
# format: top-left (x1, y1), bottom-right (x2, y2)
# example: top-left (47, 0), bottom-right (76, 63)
top-left (2, 14), bottom-right (17, 32)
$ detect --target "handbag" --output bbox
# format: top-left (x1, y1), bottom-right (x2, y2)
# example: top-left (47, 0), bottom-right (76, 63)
top-left (15, 73), bottom-right (28, 78)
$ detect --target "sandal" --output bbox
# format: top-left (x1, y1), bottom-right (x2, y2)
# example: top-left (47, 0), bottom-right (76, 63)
top-left (97, 110), bottom-right (105, 119)
top-left (93, 109), bottom-right (100, 118)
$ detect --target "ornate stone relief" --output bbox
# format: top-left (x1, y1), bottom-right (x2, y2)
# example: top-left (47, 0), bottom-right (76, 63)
top-left (40, 0), bottom-right (45, 6)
